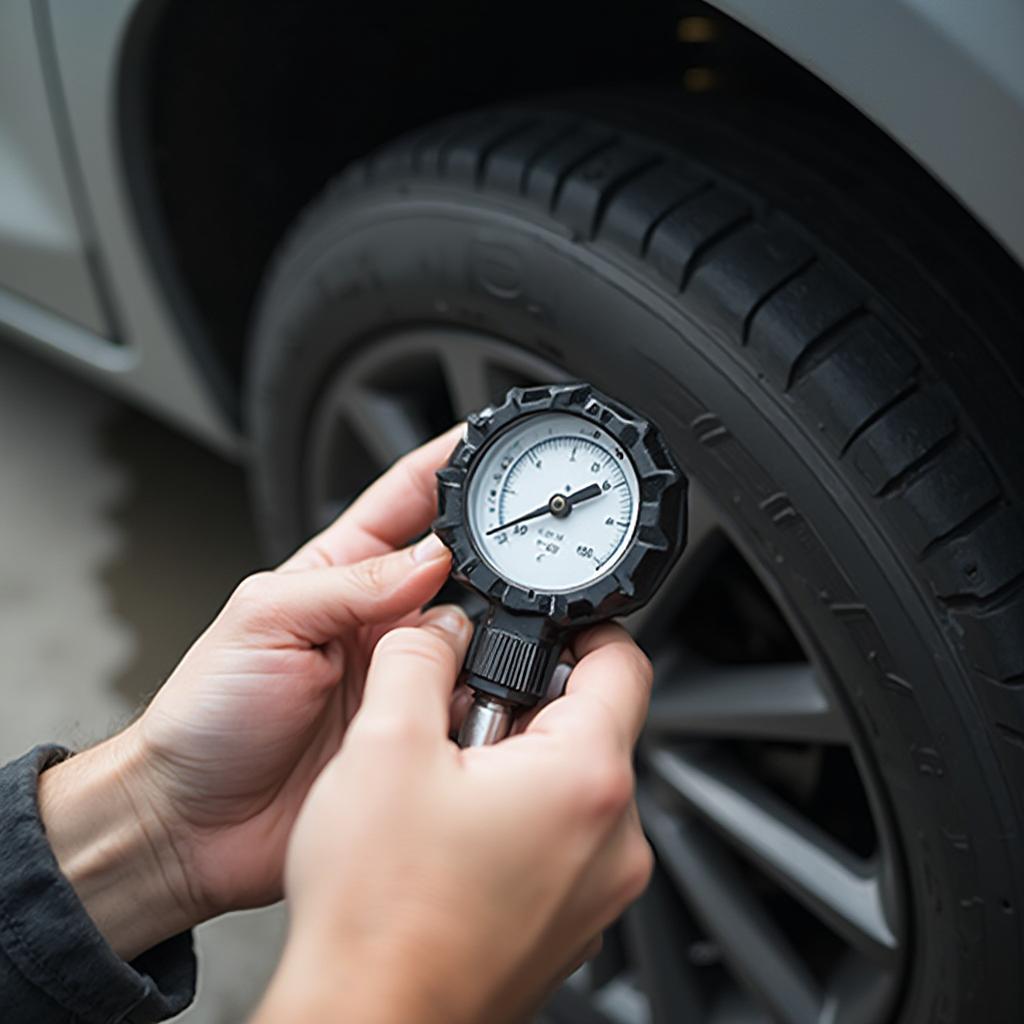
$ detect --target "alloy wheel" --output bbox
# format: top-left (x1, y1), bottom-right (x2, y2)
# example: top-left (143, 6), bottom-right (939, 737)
top-left (304, 330), bottom-right (908, 1024)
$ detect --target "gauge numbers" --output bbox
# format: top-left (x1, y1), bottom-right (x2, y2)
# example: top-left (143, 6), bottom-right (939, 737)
top-left (466, 411), bottom-right (640, 593)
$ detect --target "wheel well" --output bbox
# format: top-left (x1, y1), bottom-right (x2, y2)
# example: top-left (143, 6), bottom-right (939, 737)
top-left (121, 0), bottom-right (1017, 421)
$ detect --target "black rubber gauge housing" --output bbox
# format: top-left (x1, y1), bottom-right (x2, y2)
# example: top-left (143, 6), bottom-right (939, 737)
top-left (433, 382), bottom-right (687, 710)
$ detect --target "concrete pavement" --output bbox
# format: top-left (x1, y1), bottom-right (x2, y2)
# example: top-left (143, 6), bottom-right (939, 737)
top-left (0, 341), bottom-right (286, 1023)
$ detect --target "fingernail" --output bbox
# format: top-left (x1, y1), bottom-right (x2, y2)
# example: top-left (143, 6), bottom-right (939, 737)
top-left (425, 604), bottom-right (469, 635)
top-left (412, 532), bottom-right (449, 563)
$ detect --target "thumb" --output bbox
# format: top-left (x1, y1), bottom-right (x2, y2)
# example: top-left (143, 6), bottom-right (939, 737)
top-left (219, 534), bottom-right (451, 646)
top-left (350, 605), bottom-right (473, 742)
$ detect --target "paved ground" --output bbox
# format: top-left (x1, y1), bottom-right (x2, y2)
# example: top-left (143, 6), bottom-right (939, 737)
top-left (0, 341), bottom-right (286, 1022)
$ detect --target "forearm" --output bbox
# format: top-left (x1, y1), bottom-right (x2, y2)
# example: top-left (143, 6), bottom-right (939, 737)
top-left (37, 727), bottom-right (199, 961)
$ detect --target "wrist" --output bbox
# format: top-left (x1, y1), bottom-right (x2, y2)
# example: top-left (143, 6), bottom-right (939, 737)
top-left (37, 727), bottom-right (200, 961)
top-left (253, 935), bottom-right (456, 1024)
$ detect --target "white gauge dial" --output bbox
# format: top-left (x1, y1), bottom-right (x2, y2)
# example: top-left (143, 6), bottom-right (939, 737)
top-left (466, 412), bottom-right (641, 593)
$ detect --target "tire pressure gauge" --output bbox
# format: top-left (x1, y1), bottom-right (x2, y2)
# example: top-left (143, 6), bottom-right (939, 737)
top-left (433, 383), bottom-right (688, 747)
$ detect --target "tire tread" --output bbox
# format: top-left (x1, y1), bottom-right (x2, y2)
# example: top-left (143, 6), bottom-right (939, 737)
top-left (265, 101), bottom-right (1024, 760)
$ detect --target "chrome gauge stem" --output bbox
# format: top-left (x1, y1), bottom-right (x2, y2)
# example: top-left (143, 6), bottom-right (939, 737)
top-left (458, 694), bottom-right (515, 747)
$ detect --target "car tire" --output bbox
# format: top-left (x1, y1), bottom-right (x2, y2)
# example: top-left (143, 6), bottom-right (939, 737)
top-left (247, 98), bottom-right (1024, 1023)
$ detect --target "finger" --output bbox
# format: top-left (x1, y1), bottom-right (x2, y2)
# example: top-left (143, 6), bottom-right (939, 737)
top-left (221, 536), bottom-right (451, 646)
top-left (528, 622), bottom-right (653, 750)
top-left (509, 661), bottom-right (572, 736)
top-left (363, 596), bottom-right (461, 653)
top-left (280, 424), bottom-right (465, 571)
top-left (351, 606), bottom-right (472, 741)
top-left (567, 801), bottom-right (652, 942)
top-left (567, 622), bottom-right (653, 745)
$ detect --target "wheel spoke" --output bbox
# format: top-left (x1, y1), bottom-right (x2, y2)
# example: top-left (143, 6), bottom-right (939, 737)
top-left (343, 385), bottom-right (428, 467)
top-left (646, 748), bottom-right (898, 962)
top-left (622, 868), bottom-right (705, 1023)
top-left (437, 341), bottom-right (498, 416)
top-left (823, 951), bottom-right (900, 1024)
top-left (542, 985), bottom-right (617, 1024)
top-left (647, 663), bottom-right (848, 744)
top-left (586, 927), bottom-right (627, 992)
top-left (640, 791), bottom-right (822, 1024)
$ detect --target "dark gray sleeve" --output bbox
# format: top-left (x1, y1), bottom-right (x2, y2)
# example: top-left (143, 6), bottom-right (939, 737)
top-left (0, 745), bottom-right (197, 1023)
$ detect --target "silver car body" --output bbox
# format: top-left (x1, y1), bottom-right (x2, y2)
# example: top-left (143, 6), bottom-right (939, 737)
top-left (1, 0), bottom-right (1022, 456)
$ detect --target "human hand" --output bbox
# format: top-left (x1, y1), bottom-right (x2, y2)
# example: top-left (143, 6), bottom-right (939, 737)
top-left (254, 619), bottom-right (654, 1024)
top-left (39, 426), bottom-right (464, 959)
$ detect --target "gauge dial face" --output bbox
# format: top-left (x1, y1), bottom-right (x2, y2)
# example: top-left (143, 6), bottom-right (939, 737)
top-left (466, 412), bottom-right (641, 593)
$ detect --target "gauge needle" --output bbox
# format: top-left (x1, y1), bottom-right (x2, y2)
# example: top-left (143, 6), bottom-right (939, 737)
top-left (486, 482), bottom-right (603, 535)
top-left (564, 482), bottom-right (602, 507)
